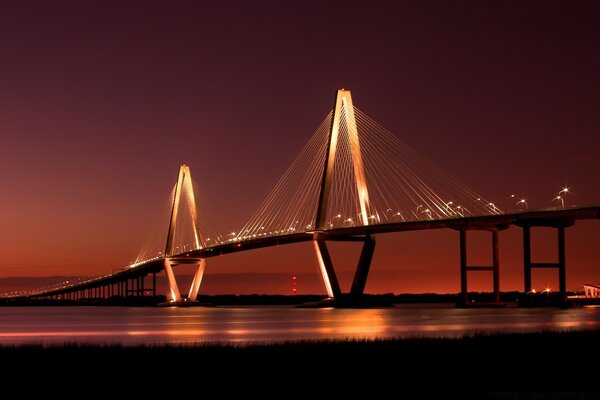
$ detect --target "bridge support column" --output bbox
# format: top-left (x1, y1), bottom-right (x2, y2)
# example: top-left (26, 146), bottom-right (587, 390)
top-left (455, 226), bottom-right (505, 305)
top-left (460, 230), bottom-right (467, 302)
top-left (523, 226), bottom-right (531, 293)
top-left (559, 226), bottom-right (566, 297)
top-left (493, 230), bottom-right (500, 302)
top-left (152, 272), bottom-right (157, 298)
top-left (520, 221), bottom-right (572, 300)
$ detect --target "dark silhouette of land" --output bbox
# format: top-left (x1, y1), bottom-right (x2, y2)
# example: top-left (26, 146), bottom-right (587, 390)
top-left (1, 331), bottom-right (599, 396)
top-left (0, 291), bottom-right (589, 307)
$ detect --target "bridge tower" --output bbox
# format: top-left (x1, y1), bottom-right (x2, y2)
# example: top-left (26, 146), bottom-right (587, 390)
top-left (313, 89), bottom-right (376, 300)
top-left (163, 164), bottom-right (206, 302)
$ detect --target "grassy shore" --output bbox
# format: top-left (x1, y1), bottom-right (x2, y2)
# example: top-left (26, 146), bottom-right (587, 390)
top-left (2, 331), bottom-right (599, 396)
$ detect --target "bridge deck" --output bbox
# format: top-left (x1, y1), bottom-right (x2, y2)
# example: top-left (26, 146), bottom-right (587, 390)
top-left (12, 206), bottom-right (600, 299)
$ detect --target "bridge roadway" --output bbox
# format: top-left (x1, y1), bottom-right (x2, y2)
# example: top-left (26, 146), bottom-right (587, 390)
top-left (18, 206), bottom-right (600, 300)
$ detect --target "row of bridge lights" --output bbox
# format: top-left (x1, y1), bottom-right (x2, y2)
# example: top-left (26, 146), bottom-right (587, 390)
top-left (220, 187), bottom-right (571, 241)
top-left (415, 203), bottom-right (476, 220)
top-left (167, 187), bottom-right (573, 247)
top-left (1, 276), bottom-right (93, 297)
top-left (223, 223), bottom-right (304, 242)
top-left (528, 288), bottom-right (553, 297)
top-left (221, 199), bottom-right (523, 239)
top-left (328, 213), bottom-right (380, 228)
top-left (506, 194), bottom-right (529, 210)
top-left (329, 205), bottom-right (475, 225)
top-left (504, 186), bottom-right (571, 212)
top-left (320, 187), bottom-right (570, 228)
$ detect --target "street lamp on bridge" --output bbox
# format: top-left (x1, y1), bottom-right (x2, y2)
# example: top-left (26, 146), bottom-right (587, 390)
top-left (421, 208), bottom-right (433, 220)
top-left (553, 196), bottom-right (565, 209)
top-left (328, 214), bottom-right (342, 228)
top-left (559, 187), bottom-right (570, 197)
top-left (415, 204), bottom-right (424, 219)
top-left (444, 201), bottom-right (454, 215)
top-left (488, 202), bottom-right (500, 214)
top-left (557, 187), bottom-right (571, 208)
top-left (516, 198), bottom-right (528, 210)
top-left (385, 208), bottom-right (393, 221)
top-left (385, 208), bottom-right (405, 222)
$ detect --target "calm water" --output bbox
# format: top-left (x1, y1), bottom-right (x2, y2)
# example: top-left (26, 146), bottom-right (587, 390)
top-left (1, 305), bottom-right (599, 345)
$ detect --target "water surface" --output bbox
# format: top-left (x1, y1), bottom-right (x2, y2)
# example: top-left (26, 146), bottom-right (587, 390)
top-left (1, 304), bottom-right (599, 345)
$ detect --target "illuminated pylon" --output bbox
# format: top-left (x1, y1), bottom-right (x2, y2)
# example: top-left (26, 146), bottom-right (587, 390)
top-left (165, 164), bottom-right (202, 255)
top-left (313, 89), bottom-right (375, 299)
top-left (163, 164), bottom-right (206, 302)
top-left (315, 89), bottom-right (371, 230)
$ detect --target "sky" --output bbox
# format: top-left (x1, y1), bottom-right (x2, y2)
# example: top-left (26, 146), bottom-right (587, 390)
top-left (0, 1), bottom-right (599, 294)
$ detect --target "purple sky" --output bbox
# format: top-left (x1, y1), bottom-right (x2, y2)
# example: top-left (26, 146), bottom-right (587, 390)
top-left (1, 1), bottom-right (599, 294)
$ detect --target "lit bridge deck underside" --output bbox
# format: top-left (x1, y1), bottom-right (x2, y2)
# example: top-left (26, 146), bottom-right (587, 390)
top-left (18, 206), bottom-right (599, 299)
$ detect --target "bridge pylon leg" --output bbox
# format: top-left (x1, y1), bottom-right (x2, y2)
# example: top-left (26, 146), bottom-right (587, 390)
top-left (164, 258), bottom-right (182, 301)
top-left (350, 234), bottom-right (376, 299)
top-left (188, 259), bottom-right (206, 301)
top-left (164, 257), bottom-right (206, 302)
top-left (313, 239), bottom-right (341, 299)
top-left (313, 234), bottom-right (376, 301)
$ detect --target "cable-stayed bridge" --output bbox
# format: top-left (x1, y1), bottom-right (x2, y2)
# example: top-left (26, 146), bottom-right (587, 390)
top-left (7, 90), bottom-right (600, 304)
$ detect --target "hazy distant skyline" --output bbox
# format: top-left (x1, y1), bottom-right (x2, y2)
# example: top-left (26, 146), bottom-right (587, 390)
top-left (1, 1), bottom-right (599, 294)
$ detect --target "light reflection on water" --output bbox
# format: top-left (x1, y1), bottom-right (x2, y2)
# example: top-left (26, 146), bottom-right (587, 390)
top-left (0, 305), bottom-right (599, 345)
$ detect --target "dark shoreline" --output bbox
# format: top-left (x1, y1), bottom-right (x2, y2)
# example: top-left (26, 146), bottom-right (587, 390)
top-left (2, 331), bottom-right (599, 396)
top-left (1, 291), bottom-right (587, 307)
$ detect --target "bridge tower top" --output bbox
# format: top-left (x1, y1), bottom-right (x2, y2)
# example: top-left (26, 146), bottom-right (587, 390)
top-left (315, 89), bottom-right (371, 230)
top-left (164, 164), bottom-right (202, 256)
